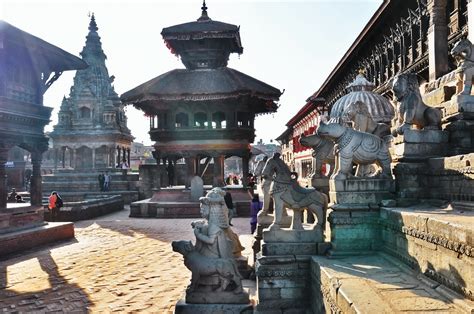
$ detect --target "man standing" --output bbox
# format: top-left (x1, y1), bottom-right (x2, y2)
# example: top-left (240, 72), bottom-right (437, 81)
top-left (98, 172), bottom-right (105, 192)
top-left (103, 172), bottom-right (111, 191)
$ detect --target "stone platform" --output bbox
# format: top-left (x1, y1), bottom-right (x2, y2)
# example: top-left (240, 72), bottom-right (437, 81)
top-left (392, 129), bottom-right (449, 161)
top-left (311, 253), bottom-right (473, 313)
top-left (0, 221), bottom-right (74, 257)
top-left (130, 187), bottom-right (252, 218)
top-left (175, 299), bottom-right (253, 314)
top-left (43, 195), bottom-right (124, 222)
top-left (329, 178), bottom-right (395, 207)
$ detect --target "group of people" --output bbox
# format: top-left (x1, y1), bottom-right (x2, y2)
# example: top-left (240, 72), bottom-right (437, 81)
top-left (97, 172), bottom-right (111, 192)
top-left (6, 188), bottom-right (25, 203)
top-left (225, 175), bottom-right (241, 186)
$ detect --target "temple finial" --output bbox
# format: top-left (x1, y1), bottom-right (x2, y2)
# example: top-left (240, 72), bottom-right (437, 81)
top-left (198, 0), bottom-right (210, 21)
top-left (88, 12), bottom-right (98, 32)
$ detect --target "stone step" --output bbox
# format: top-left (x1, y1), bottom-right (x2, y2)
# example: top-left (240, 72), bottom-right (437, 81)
top-left (311, 253), bottom-right (473, 313)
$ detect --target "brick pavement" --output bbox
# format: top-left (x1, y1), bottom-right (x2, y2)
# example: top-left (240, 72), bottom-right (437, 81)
top-left (0, 208), bottom-right (256, 313)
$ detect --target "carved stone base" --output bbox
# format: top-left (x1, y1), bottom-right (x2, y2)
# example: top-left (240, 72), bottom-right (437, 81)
top-left (442, 94), bottom-right (474, 121)
top-left (392, 129), bottom-right (449, 161)
top-left (175, 299), bottom-right (253, 314)
top-left (256, 255), bottom-right (312, 313)
top-left (185, 289), bottom-right (250, 304)
top-left (311, 176), bottom-right (330, 194)
top-left (328, 210), bottom-right (380, 256)
top-left (329, 178), bottom-right (395, 207)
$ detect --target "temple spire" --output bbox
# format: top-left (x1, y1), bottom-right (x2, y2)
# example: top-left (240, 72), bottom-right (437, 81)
top-left (198, 0), bottom-right (210, 21)
top-left (88, 12), bottom-right (98, 32)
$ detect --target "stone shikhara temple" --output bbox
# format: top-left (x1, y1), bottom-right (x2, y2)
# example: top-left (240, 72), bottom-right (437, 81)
top-left (121, 2), bottom-right (281, 189)
top-left (0, 21), bottom-right (86, 254)
top-left (50, 14), bottom-right (133, 170)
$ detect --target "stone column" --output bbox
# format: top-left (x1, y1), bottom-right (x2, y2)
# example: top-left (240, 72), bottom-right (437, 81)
top-left (54, 148), bottom-right (58, 170)
top-left (92, 147), bottom-right (96, 169)
top-left (0, 148), bottom-right (8, 210)
top-left (62, 147), bottom-right (66, 168)
top-left (127, 149), bottom-right (131, 166)
top-left (427, 0), bottom-right (449, 81)
top-left (30, 151), bottom-right (43, 206)
top-left (122, 147), bottom-right (126, 162)
top-left (213, 155), bottom-right (225, 187)
top-left (242, 155), bottom-right (249, 188)
top-left (71, 149), bottom-right (76, 169)
top-left (117, 146), bottom-right (121, 166)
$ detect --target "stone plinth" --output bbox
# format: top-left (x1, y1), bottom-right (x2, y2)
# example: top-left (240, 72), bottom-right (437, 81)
top-left (186, 290), bottom-right (250, 304)
top-left (261, 228), bottom-right (323, 256)
top-left (0, 221), bottom-right (74, 257)
top-left (329, 178), bottom-right (395, 208)
top-left (328, 210), bottom-right (380, 256)
top-left (393, 129), bottom-right (448, 161)
top-left (442, 94), bottom-right (474, 121)
top-left (256, 255), bottom-right (313, 313)
top-left (312, 176), bottom-right (330, 194)
top-left (175, 299), bottom-right (253, 314)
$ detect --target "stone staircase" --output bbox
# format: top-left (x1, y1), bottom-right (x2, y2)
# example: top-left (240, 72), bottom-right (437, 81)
top-left (42, 169), bottom-right (140, 204)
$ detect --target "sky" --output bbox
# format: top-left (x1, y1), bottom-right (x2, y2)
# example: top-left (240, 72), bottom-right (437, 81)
top-left (2, 0), bottom-right (381, 145)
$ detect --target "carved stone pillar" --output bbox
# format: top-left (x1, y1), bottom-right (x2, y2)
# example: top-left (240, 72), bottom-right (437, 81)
top-left (30, 151), bottom-right (43, 206)
top-left (122, 147), bottom-right (126, 162)
top-left (62, 147), bottom-right (66, 168)
top-left (242, 155), bottom-right (249, 188)
top-left (117, 146), bottom-right (121, 166)
top-left (127, 148), bottom-right (131, 166)
top-left (92, 147), bottom-right (96, 169)
top-left (213, 155), bottom-right (225, 187)
top-left (185, 155), bottom-right (196, 188)
top-left (54, 148), bottom-right (58, 170)
top-left (427, 0), bottom-right (449, 80)
top-left (0, 148), bottom-right (8, 210)
top-left (71, 149), bottom-right (76, 169)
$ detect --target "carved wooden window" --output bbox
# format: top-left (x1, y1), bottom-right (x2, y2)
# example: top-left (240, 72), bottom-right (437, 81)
top-left (194, 112), bottom-right (207, 128)
top-left (175, 112), bottom-right (189, 128)
top-left (212, 111), bottom-right (226, 129)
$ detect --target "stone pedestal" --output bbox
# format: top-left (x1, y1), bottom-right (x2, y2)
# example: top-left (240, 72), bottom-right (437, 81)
top-left (329, 178), bottom-right (395, 209)
top-left (255, 229), bottom-right (325, 313)
top-left (252, 212), bottom-right (291, 263)
top-left (328, 210), bottom-right (380, 257)
top-left (311, 176), bottom-right (329, 194)
top-left (392, 129), bottom-right (448, 161)
top-left (175, 299), bottom-right (253, 314)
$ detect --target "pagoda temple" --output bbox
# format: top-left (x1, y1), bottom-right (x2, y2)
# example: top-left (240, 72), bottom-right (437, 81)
top-left (50, 15), bottom-right (133, 170)
top-left (121, 2), bottom-right (282, 187)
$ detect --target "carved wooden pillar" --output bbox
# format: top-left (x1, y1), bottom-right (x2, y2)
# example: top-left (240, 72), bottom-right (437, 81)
top-left (212, 155), bottom-right (225, 187)
top-left (427, 0), bottom-right (449, 80)
top-left (0, 148), bottom-right (8, 210)
top-left (30, 151), bottom-right (43, 206)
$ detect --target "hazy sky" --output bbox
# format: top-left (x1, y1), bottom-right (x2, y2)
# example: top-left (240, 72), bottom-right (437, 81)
top-left (2, 0), bottom-right (381, 145)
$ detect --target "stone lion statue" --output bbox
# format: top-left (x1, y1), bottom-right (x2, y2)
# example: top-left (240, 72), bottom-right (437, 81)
top-left (316, 122), bottom-right (392, 180)
top-left (451, 37), bottom-right (474, 95)
top-left (392, 73), bottom-right (442, 135)
top-left (343, 101), bottom-right (391, 138)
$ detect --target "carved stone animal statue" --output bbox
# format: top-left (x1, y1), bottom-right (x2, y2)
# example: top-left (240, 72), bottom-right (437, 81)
top-left (392, 73), bottom-right (442, 135)
top-left (171, 240), bottom-right (243, 293)
top-left (451, 37), bottom-right (474, 95)
top-left (316, 122), bottom-right (392, 180)
top-left (299, 133), bottom-right (335, 178)
top-left (343, 101), bottom-right (391, 138)
top-left (261, 153), bottom-right (328, 231)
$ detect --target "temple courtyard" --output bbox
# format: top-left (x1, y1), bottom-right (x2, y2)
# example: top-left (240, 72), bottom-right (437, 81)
top-left (0, 208), bottom-right (256, 313)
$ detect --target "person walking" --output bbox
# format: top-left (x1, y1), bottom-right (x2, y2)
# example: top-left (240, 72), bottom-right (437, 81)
top-left (250, 193), bottom-right (262, 234)
top-left (98, 172), bottom-right (105, 192)
top-left (103, 172), bottom-right (111, 191)
top-left (224, 191), bottom-right (235, 226)
top-left (48, 191), bottom-right (62, 221)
